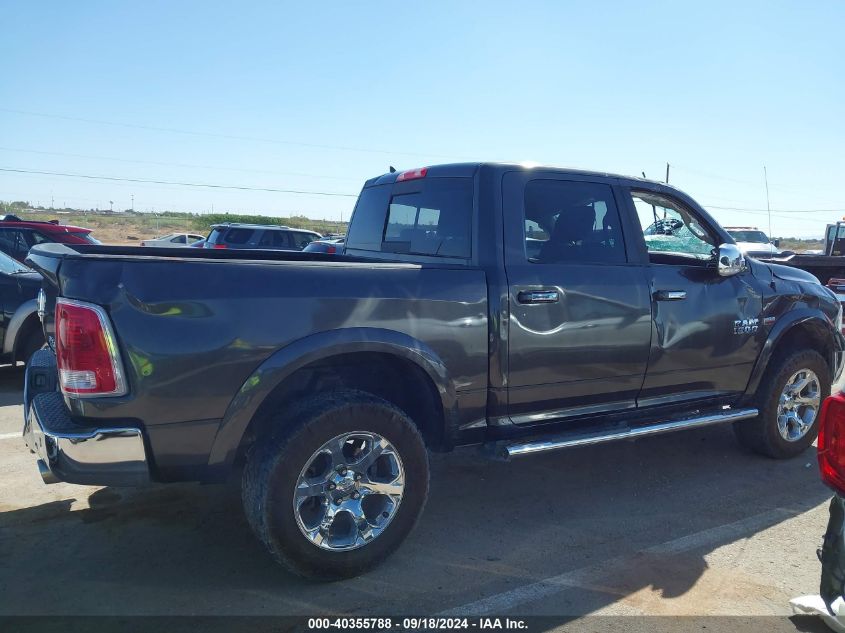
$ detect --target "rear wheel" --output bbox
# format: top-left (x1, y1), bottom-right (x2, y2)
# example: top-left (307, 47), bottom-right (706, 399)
top-left (241, 390), bottom-right (429, 579)
top-left (734, 348), bottom-right (830, 458)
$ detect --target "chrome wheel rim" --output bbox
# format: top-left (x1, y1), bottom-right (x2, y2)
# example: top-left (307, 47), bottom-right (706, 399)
top-left (777, 369), bottom-right (821, 442)
top-left (293, 431), bottom-right (405, 551)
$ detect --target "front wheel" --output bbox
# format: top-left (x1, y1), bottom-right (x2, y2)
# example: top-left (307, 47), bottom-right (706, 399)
top-left (734, 348), bottom-right (830, 459)
top-left (241, 390), bottom-right (429, 579)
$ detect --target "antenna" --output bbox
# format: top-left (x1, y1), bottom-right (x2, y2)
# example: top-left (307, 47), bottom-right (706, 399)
top-left (763, 166), bottom-right (772, 238)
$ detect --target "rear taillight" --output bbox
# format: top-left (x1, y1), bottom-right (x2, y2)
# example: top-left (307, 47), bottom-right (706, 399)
top-left (55, 299), bottom-right (127, 397)
top-left (326, 245), bottom-right (336, 254)
top-left (213, 244), bottom-right (228, 249)
top-left (396, 167), bottom-right (428, 181)
top-left (818, 393), bottom-right (845, 494)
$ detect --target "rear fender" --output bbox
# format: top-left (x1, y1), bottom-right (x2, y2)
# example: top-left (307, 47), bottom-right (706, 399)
top-left (4, 299), bottom-right (38, 357)
top-left (206, 327), bottom-right (456, 476)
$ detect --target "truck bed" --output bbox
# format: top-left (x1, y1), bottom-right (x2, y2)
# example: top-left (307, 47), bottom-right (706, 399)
top-left (25, 241), bottom-right (489, 481)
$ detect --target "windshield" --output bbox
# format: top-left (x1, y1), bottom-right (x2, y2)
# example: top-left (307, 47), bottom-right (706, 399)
top-left (728, 230), bottom-right (770, 244)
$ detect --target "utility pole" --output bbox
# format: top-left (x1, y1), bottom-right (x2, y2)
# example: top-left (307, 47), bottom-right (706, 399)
top-left (665, 163), bottom-right (670, 184)
top-left (763, 166), bottom-right (772, 239)
top-left (131, 194), bottom-right (134, 212)
top-left (109, 200), bottom-right (114, 213)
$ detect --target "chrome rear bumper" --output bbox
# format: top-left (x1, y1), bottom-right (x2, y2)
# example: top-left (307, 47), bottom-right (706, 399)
top-left (23, 349), bottom-right (150, 486)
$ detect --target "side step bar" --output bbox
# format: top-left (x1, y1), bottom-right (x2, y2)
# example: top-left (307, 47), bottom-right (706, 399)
top-left (499, 407), bottom-right (758, 459)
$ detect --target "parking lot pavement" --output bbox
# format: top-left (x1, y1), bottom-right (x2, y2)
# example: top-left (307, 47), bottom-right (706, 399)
top-left (0, 363), bottom-right (832, 618)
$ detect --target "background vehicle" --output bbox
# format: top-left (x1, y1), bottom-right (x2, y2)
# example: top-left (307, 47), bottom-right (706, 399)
top-left (759, 220), bottom-right (845, 285)
top-left (0, 215), bottom-right (97, 263)
top-left (724, 226), bottom-right (782, 257)
top-left (140, 232), bottom-right (205, 247)
top-left (0, 250), bottom-right (44, 366)
top-left (303, 237), bottom-right (344, 254)
top-left (204, 223), bottom-right (321, 251)
top-left (22, 163), bottom-right (844, 580)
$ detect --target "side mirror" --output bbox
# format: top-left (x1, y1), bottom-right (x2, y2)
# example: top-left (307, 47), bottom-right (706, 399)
top-left (718, 243), bottom-right (746, 277)
top-left (773, 239), bottom-right (780, 248)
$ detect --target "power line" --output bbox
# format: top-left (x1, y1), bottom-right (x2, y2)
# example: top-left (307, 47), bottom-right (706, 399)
top-left (705, 204), bottom-right (843, 213)
top-left (2, 164), bottom-right (841, 211)
top-left (0, 146), bottom-right (362, 181)
top-left (0, 167), bottom-right (357, 198)
top-left (0, 107), bottom-right (472, 160)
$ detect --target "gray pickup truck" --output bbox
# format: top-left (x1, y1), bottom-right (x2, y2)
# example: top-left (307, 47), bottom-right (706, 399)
top-left (22, 163), bottom-right (845, 579)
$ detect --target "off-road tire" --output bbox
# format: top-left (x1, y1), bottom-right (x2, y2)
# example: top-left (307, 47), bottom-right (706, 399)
top-left (241, 389), bottom-right (429, 580)
top-left (734, 348), bottom-right (830, 459)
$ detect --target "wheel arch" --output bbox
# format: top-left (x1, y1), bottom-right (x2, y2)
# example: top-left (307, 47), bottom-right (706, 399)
top-left (4, 298), bottom-right (40, 360)
top-left (744, 310), bottom-right (843, 399)
top-left (206, 327), bottom-right (457, 478)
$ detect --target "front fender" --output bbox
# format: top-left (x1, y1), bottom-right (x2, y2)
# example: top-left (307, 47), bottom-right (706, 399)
top-left (206, 327), bottom-right (457, 475)
top-left (744, 309), bottom-right (844, 398)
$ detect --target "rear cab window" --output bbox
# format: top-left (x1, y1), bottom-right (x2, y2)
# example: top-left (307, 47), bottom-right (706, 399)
top-left (345, 176), bottom-right (473, 261)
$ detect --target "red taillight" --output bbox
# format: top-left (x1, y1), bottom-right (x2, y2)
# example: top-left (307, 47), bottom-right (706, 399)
top-left (55, 299), bottom-right (126, 397)
top-left (396, 167), bottom-right (428, 182)
top-left (818, 393), bottom-right (845, 494)
top-left (326, 245), bottom-right (336, 254)
top-left (213, 243), bottom-right (228, 249)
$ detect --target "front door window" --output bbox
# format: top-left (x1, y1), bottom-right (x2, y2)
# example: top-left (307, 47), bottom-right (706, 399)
top-left (631, 192), bottom-right (717, 263)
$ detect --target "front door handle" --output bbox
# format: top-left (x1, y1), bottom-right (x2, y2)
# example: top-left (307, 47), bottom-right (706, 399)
top-left (517, 290), bottom-right (560, 304)
top-left (654, 290), bottom-right (687, 301)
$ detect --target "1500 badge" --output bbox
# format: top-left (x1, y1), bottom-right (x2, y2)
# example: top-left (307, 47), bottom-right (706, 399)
top-left (734, 318), bottom-right (759, 335)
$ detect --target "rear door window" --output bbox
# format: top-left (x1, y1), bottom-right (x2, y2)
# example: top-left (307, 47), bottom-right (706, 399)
top-left (223, 228), bottom-right (254, 245)
top-left (259, 230), bottom-right (294, 249)
top-left (26, 231), bottom-right (51, 247)
top-left (292, 232), bottom-right (318, 250)
top-left (523, 180), bottom-right (627, 264)
top-left (0, 229), bottom-right (30, 260)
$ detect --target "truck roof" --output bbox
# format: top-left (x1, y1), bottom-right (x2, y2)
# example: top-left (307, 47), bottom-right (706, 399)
top-left (363, 162), bottom-right (682, 190)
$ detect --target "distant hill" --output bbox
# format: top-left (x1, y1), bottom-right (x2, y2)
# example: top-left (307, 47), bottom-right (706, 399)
top-left (777, 238), bottom-right (824, 252)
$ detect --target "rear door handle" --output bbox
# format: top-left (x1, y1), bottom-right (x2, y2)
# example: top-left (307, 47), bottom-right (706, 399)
top-left (517, 290), bottom-right (560, 304)
top-left (654, 290), bottom-right (687, 301)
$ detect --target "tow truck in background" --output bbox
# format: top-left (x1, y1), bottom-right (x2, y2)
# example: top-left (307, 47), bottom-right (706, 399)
top-left (759, 220), bottom-right (845, 287)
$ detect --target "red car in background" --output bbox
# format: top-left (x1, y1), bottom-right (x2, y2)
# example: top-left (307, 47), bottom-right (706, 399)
top-left (0, 214), bottom-right (98, 263)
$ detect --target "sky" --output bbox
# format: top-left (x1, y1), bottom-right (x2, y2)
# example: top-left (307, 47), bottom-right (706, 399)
top-left (1, 0), bottom-right (843, 237)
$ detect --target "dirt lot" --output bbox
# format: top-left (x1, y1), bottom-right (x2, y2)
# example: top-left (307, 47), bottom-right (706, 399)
top-left (0, 363), bottom-right (835, 623)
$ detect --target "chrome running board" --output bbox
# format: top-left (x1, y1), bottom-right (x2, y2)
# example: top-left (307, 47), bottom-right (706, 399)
top-left (500, 407), bottom-right (758, 459)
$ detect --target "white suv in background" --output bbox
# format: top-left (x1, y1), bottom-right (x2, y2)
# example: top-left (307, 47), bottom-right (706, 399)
top-left (724, 226), bottom-right (782, 256)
